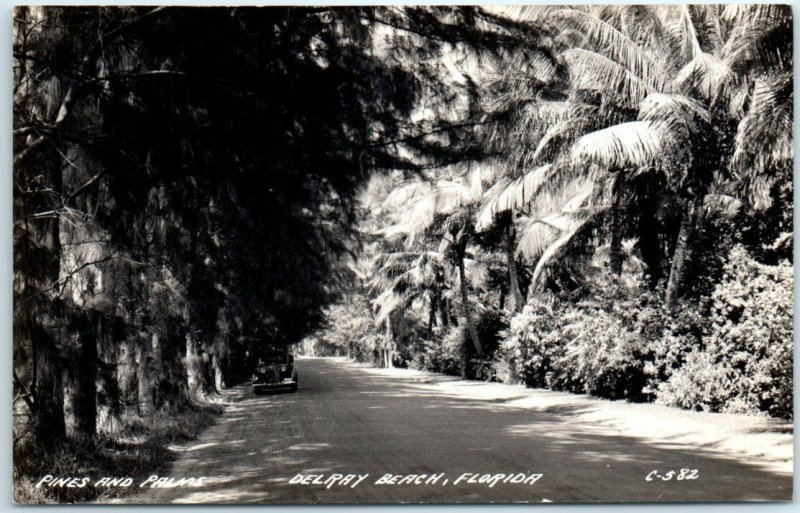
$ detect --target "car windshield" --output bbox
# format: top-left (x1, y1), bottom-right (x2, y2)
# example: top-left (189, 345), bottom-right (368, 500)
top-left (260, 354), bottom-right (289, 364)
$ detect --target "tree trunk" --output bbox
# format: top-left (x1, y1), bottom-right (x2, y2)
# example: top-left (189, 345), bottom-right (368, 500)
top-left (73, 312), bottom-right (98, 441)
top-left (438, 297), bottom-right (450, 328)
top-left (666, 195), bottom-right (703, 309)
top-left (150, 331), bottom-right (164, 410)
top-left (212, 348), bottom-right (226, 392)
top-left (427, 293), bottom-right (437, 338)
top-left (32, 323), bottom-right (66, 451)
top-left (505, 224), bottom-right (524, 312)
top-left (185, 331), bottom-right (204, 399)
top-left (117, 337), bottom-right (138, 413)
top-left (638, 203), bottom-right (662, 289)
top-left (96, 316), bottom-right (122, 435)
top-left (19, 169), bottom-right (66, 450)
top-left (609, 194), bottom-right (624, 276)
top-left (384, 316), bottom-right (393, 369)
top-left (159, 318), bottom-right (190, 410)
top-left (457, 252), bottom-right (483, 357)
top-left (136, 331), bottom-right (154, 417)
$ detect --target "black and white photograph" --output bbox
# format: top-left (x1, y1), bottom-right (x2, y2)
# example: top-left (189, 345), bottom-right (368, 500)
top-left (11, 3), bottom-right (794, 505)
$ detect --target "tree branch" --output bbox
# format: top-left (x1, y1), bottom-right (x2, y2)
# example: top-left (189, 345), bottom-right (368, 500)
top-left (14, 7), bottom-right (168, 168)
top-left (13, 370), bottom-right (35, 411)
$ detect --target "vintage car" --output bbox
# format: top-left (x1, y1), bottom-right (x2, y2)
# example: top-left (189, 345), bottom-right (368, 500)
top-left (252, 351), bottom-right (298, 393)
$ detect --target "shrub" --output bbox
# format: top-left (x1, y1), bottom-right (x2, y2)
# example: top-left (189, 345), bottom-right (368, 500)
top-left (494, 297), bottom-right (561, 388)
top-left (424, 324), bottom-right (467, 376)
top-left (653, 350), bottom-right (749, 413)
top-left (406, 324), bottom-right (465, 376)
top-left (636, 294), bottom-right (709, 399)
top-left (407, 305), bottom-right (508, 379)
top-left (552, 305), bottom-right (646, 400)
top-left (495, 290), bottom-right (646, 400)
top-left (656, 246), bottom-right (793, 418)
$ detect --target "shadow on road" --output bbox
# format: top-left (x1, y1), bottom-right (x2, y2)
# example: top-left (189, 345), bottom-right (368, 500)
top-left (128, 358), bottom-right (793, 504)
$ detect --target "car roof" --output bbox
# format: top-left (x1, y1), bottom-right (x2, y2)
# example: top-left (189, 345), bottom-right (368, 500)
top-left (261, 350), bottom-right (290, 355)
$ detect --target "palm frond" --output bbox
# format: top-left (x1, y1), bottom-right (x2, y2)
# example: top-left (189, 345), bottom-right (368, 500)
top-left (674, 51), bottom-right (731, 101)
top-left (688, 5), bottom-right (725, 55)
top-left (474, 164), bottom-right (555, 231)
top-left (722, 6), bottom-right (792, 76)
top-left (528, 220), bottom-right (587, 287)
top-left (464, 257), bottom-right (490, 290)
top-left (513, 101), bottom-right (590, 132)
top-left (496, 5), bottom-right (590, 24)
top-left (515, 217), bottom-right (559, 261)
top-left (530, 117), bottom-right (589, 165)
top-left (515, 178), bottom-right (602, 262)
top-left (570, 121), bottom-right (668, 169)
top-left (474, 177), bottom-right (511, 231)
top-left (384, 180), bottom-right (434, 208)
top-left (551, 8), bottom-right (666, 90)
top-left (703, 193), bottom-right (742, 218)
top-left (381, 177), bottom-right (476, 240)
top-left (374, 289), bottom-right (406, 326)
top-left (500, 48), bottom-right (564, 86)
top-left (730, 73), bottom-right (793, 209)
top-left (563, 48), bottom-right (654, 107)
top-left (663, 5), bottom-right (702, 64)
top-left (638, 93), bottom-right (709, 138)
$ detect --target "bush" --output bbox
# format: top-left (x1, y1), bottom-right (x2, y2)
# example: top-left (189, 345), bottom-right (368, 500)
top-left (494, 298), bottom-right (561, 388)
top-left (406, 305), bottom-right (507, 379)
top-left (636, 293), bottom-right (709, 399)
top-left (653, 350), bottom-right (750, 413)
top-left (655, 246), bottom-right (793, 418)
top-left (495, 289), bottom-right (647, 400)
top-left (408, 324), bottom-right (465, 376)
top-left (552, 305), bottom-right (646, 399)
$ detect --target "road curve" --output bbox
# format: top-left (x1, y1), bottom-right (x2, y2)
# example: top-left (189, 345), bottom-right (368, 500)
top-left (127, 357), bottom-right (792, 504)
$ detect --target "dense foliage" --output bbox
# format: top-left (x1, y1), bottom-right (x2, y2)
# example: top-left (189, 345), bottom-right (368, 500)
top-left (310, 5), bottom-right (793, 420)
top-left (655, 246), bottom-right (793, 417)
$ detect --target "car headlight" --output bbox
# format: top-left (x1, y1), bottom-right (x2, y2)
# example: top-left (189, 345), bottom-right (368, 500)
top-left (280, 365), bottom-right (287, 372)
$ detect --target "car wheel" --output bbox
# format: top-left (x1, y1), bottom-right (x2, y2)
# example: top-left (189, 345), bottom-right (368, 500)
top-left (290, 383), bottom-right (298, 392)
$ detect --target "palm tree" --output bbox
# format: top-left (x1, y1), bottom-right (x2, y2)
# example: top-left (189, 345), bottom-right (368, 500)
top-left (380, 162), bottom-right (497, 356)
top-left (489, 5), bottom-right (792, 308)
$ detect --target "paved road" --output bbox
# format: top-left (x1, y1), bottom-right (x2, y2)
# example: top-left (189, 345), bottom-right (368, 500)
top-left (130, 357), bottom-right (792, 504)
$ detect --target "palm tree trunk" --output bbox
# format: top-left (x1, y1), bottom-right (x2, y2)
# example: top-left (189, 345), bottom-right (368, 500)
top-left (666, 195), bottom-right (703, 309)
top-left (384, 316), bottom-right (393, 369)
top-left (609, 195), bottom-right (623, 275)
top-left (428, 292), bottom-right (437, 338)
top-left (457, 252), bottom-right (483, 357)
top-left (505, 224), bottom-right (524, 312)
top-left (638, 202), bottom-right (662, 289)
top-left (438, 297), bottom-right (450, 328)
